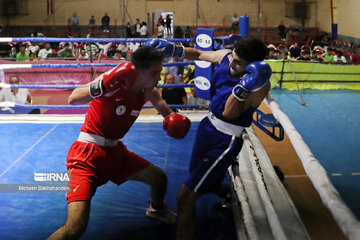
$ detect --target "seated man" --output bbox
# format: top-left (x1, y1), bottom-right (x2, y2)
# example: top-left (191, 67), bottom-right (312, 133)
top-left (16, 45), bottom-right (29, 62)
top-left (187, 86), bottom-right (209, 110)
top-left (311, 50), bottom-right (326, 62)
top-left (296, 49), bottom-right (311, 61)
top-left (0, 75), bottom-right (31, 104)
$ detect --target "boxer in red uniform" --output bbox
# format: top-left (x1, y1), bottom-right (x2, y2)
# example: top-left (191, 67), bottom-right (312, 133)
top-left (48, 46), bottom-right (190, 240)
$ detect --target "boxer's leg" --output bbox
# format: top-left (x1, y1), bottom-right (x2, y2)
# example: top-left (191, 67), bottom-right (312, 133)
top-left (48, 201), bottom-right (90, 240)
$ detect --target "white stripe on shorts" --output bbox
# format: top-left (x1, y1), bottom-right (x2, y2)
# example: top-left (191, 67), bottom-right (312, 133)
top-left (194, 135), bottom-right (235, 192)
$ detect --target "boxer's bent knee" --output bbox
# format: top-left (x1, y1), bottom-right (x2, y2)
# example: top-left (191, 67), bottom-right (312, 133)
top-left (177, 184), bottom-right (199, 206)
top-left (127, 164), bottom-right (167, 186)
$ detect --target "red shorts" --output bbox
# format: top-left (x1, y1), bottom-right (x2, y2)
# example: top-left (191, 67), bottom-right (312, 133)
top-left (65, 140), bottom-right (150, 203)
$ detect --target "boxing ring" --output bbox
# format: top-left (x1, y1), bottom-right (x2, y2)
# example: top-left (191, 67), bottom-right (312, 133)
top-left (0, 33), bottom-right (360, 240)
top-left (0, 113), bottom-right (241, 240)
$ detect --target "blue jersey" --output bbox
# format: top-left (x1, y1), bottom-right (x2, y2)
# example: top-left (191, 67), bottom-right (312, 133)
top-left (184, 52), bottom-right (261, 193)
top-left (210, 52), bottom-right (256, 127)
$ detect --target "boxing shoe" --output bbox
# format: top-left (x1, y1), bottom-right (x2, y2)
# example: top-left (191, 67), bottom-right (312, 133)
top-left (146, 202), bottom-right (177, 225)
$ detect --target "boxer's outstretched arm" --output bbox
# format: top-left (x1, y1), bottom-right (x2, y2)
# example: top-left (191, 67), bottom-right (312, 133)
top-left (184, 48), bottom-right (230, 64)
top-left (146, 88), bottom-right (173, 117)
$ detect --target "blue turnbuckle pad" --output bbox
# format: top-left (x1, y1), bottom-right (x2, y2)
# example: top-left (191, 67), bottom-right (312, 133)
top-left (252, 109), bottom-right (284, 141)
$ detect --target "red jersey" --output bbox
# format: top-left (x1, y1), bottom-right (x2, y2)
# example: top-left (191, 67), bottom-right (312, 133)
top-left (81, 88), bottom-right (145, 140)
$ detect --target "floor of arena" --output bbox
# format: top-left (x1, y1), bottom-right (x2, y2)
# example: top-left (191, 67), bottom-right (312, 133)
top-left (0, 89), bottom-right (358, 240)
top-left (0, 121), bottom-right (237, 240)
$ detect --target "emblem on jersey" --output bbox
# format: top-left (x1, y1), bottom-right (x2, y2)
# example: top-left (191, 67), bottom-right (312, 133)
top-left (130, 109), bottom-right (140, 117)
top-left (115, 105), bottom-right (126, 116)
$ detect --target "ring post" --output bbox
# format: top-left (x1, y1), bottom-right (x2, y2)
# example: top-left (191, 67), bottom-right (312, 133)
top-left (194, 28), bottom-right (214, 100)
top-left (240, 15), bottom-right (249, 37)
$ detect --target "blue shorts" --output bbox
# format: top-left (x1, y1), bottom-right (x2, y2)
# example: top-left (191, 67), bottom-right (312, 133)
top-left (185, 117), bottom-right (243, 194)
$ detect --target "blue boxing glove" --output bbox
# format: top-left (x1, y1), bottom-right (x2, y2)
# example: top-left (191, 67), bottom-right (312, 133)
top-left (214, 34), bottom-right (242, 50)
top-left (232, 61), bottom-right (272, 101)
top-left (145, 39), bottom-right (185, 59)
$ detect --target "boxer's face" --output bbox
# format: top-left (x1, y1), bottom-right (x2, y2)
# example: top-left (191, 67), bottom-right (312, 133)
top-left (139, 61), bottom-right (162, 90)
top-left (229, 50), bottom-right (248, 78)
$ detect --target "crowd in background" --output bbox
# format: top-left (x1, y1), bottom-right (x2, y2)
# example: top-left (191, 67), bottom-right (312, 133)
top-left (265, 27), bottom-right (360, 64)
top-left (1, 14), bottom-right (360, 110)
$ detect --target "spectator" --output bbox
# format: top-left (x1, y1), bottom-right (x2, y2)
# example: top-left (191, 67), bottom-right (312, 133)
top-left (118, 43), bottom-right (128, 58)
top-left (157, 16), bottom-right (165, 27)
top-left (161, 74), bottom-right (187, 112)
top-left (290, 42), bottom-right (301, 59)
top-left (30, 31), bottom-right (45, 48)
top-left (101, 12), bottom-right (110, 32)
top-left (128, 42), bottom-right (140, 52)
top-left (334, 50), bottom-right (347, 63)
top-left (94, 51), bottom-right (108, 60)
top-left (140, 22), bottom-right (148, 38)
top-left (165, 57), bottom-right (193, 84)
top-left (321, 33), bottom-right (331, 48)
top-left (70, 13), bottom-right (80, 34)
top-left (77, 48), bottom-right (89, 60)
top-left (0, 42), bottom-right (11, 58)
top-left (60, 43), bottom-right (73, 58)
top-left (38, 43), bottom-right (52, 60)
top-left (165, 14), bottom-right (172, 36)
top-left (30, 30), bottom-right (44, 38)
top-left (157, 22), bottom-right (164, 38)
top-left (27, 42), bottom-right (40, 55)
top-left (343, 51), bottom-right (351, 63)
top-left (106, 43), bottom-right (118, 58)
top-left (265, 44), bottom-right (279, 60)
top-left (26, 52), bottom-right (38, 61)
top-left (174, 26), bottom-right (184, 38)
top-left (278, 21), bottom-right (287, 41)
top-left (65, 49), bottom-right (74, 59)
top-left (16, 45), bottom-right (29, 62)
top-left (296, 49), bottom-right (311, 61)
top-left (89, 15), bottom-right (95, 30)
top-left (59, 34), bottom-right (77, 51)
top-left (0, 76), bottom-right (31, 104)
top-left (352, 47), bottom-right (360, 64)
top-left (84, 42), bottom-right (100, 59)
top-left (47, 48), bottom-right (59, 59)
top-left (322, 47), bottom-right (334, 63)
top-left (187, 87), bottom-right (209, 110)
top-left (184, 26), bottom-right (193, 38)
top-left (231, 13), bottom-right (239, 32)
top-left (134, 18), bottom-right (141, 37)
top-left (126, 22), bottom-right (133, 38)
top-left (112, 50), bottom-right (123, 60)
top-left (311, 50), bottom-right (326, 62)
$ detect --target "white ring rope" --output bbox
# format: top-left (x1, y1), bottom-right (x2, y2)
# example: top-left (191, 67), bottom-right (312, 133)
top-left (229, 165), bottom-right (259, 240)
top-left (243, 131), bottom-right (288, 240)
top-left (265, 93), bottom-right (360, 240)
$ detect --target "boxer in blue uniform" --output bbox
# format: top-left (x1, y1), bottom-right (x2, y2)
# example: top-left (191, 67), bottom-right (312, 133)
top-left (147, 37), bottom-right (272, 240)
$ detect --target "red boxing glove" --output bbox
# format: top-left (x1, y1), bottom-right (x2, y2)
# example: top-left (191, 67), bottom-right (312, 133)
top-left (89, 62), bottom-right (139, 98)
top-left (163, 113), bottom-right (191, 139)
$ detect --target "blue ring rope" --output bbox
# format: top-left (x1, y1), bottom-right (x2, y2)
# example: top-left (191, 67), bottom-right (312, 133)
top-left (14, 103), bottom-right (199, 109)
top-left (29, 61), bottom-right (195, 68)
top-left (10, 37), bottom-right (195, 43)
top-left (10, 83), bottom-right (195, 89)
